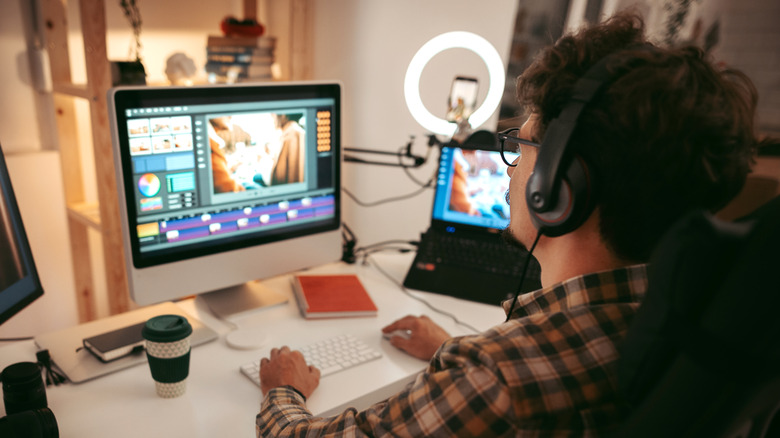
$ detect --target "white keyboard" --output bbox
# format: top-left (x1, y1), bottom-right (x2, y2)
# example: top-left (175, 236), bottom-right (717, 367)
top-left (240, 334), bottom-right (383, 387)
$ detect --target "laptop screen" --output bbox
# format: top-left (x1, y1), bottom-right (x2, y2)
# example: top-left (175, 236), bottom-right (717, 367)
top-left (431, 146), bottom-right (518, 232)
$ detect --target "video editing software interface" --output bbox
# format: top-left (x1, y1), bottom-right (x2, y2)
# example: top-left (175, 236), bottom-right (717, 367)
top-left (115, 87), bottom-right (339, 268)
top-left (432, 146), bottom-right (518, 231)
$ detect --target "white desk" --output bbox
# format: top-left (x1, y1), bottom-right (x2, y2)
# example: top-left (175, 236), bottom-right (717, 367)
top-left (0, 253), bottom-right (504, 437)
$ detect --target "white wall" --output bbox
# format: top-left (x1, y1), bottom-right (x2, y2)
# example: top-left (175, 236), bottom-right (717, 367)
top-left (310, 0), bottom-right (517, 246)
top-left (0, 0), bottom-right (517, 336)
top-left (713, 0), bottom-right (780, 135)
top-left (0, 152), bottom-right (79, 338)
top-left (0, 0), bottom-right (49, 154)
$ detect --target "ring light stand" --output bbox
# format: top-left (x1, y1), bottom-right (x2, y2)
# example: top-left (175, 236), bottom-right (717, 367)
top-left (345, 32), bottom-right (506, 167)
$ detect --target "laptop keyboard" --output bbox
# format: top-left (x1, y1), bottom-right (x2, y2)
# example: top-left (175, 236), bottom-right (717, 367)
top-left (416, 231), bottom-right (532, 277)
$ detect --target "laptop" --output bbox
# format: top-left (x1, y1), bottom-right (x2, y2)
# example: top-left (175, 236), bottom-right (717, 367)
top-left (403, 141), bottom-right (541, 306)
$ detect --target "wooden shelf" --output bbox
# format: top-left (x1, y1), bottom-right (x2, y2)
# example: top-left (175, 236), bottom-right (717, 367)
top-left (52, 82), bottom-right (93, 100)
top-left (43, 0), bottom-right (131, 321)
top-left (67, 202), bottom-right (101, 231)
top-left (40, 0), bottom-right (313, 323)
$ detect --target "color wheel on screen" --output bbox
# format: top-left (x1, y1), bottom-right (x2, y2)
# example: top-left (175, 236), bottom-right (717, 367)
top-left (138, 173), bottom-right (161, 197)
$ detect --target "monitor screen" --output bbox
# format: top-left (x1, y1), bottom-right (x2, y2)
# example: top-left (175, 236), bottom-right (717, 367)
top-left (109, 82), bottom-right (342, 307)
top-left (0, 144), bottom-right (44, 325)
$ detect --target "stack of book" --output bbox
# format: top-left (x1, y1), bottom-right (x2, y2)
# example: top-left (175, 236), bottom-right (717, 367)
top-left (205, 35), bottom-right (276, 82)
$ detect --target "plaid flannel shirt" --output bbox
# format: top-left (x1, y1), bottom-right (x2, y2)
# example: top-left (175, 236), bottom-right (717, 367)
top-left (256, 264), bottom-right (648, 437)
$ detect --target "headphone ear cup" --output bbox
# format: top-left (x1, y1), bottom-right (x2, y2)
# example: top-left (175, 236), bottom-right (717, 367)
top-left (529, 155), bottom-right (596, 237)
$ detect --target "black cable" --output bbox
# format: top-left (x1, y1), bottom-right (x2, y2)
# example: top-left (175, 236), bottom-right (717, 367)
top-left (342, 185), bottom-right (432, 207)
top-left (504, 229), bottom-right (544, 322)
top-left (366, 255), bottom-right (481, 334)
top-left (341, 222), bottom-right (358, 263)
top-left (342, 134), bottom-right (439, 205)
top-left (36, 349), bottom-right (67, 386)
top-left (357, 246), bottom-right (416, 260)
top-left (0, 337), bottom-right (34, 342)
top-left (402, 160), bottom-right (436, 188)
top-left (355, 239), bottom-right (418, 253)
top-left (398, 143), bottom-right (437, 188)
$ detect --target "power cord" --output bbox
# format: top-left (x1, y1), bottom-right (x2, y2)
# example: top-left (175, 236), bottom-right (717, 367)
top-left (36, 349), bottom-right (67, 386)
top-left (341, 222), bottom-right (358, 263)
top-left (355, 242), bottom-right (417, 260)
top-left (342, 184), bottom-right (434, 208)
top-left (341, 223), bottom-right (480, 332)
top-left (365, 255), bottom-right (481, 334)
top-left (342, 134), bottom-right (440, 207)
top-left (342, 221), bottom-right (418, 264)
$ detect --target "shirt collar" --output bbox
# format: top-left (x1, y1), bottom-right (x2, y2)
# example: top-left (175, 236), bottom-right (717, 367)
top-left (502, 264), bottom-right (649, 319)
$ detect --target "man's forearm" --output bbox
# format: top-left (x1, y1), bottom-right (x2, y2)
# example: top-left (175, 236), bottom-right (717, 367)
top-left (256, 386), bottom-right (313, 437)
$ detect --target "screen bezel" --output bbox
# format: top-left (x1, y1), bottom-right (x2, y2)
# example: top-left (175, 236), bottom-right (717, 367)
top-left (111, 82), bottom-right (342, 270)
top-left (0, 145), bottom-right (44, 325)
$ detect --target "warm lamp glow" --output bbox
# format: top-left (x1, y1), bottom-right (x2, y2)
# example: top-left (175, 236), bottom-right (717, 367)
top-left (404, 31), bottom-right (506, 136)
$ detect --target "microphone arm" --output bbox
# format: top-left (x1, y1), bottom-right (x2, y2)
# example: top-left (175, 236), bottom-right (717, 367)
top-left (343, 136), bottom-right (430, 167)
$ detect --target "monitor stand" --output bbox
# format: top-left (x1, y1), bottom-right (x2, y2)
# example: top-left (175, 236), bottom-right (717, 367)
top-left (198, 279), bottom-right (289, 321)
top-left (197, 279), bottom-right (290, 350)
top-left (197, 280), bottom-right (288, 350)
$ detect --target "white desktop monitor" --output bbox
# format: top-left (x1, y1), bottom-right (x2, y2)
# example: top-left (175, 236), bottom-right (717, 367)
top-left (108, 82), bottom-right (342, 315)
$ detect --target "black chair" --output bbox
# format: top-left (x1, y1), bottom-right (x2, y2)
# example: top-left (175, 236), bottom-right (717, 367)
top-left (613, 196), bottom-right (780, 437)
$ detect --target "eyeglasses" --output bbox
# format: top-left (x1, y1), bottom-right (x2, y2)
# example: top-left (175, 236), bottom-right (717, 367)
top-left (497, 128), bottom-right (540, 167)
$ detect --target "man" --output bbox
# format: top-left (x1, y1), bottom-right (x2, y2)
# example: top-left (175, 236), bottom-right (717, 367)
top-left (208, 115), bottom-right (252, 193)
top-left (256, 12), bottom-right (759, 436)
top-left (270, 113), bottom-right (306, 185)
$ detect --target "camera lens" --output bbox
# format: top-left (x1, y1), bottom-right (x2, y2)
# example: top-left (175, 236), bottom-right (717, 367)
top-left (0, 407), bottom-right (59, 438)
top-left (2, 362), bottom-right (47, 415)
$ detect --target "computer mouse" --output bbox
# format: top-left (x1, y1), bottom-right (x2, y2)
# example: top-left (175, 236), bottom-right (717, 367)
top-left (225, 329), bottom-right (270, 350)
top-left (382, 329), bottom-right (412, 341)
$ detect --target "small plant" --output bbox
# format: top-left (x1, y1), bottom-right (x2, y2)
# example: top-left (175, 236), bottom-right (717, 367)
top-left (120, 0), bottom-right (143, 62)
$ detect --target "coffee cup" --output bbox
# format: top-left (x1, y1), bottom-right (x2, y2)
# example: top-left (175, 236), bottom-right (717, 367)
top-left (142, 314), bottom-right (193, 398)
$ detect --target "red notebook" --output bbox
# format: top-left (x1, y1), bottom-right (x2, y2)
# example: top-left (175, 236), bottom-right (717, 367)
top-left (292, 274), bottom-right (378, 319)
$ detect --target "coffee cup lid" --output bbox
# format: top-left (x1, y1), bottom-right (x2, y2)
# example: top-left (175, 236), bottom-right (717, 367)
top-left (142, 315), bottom-right (192, 342)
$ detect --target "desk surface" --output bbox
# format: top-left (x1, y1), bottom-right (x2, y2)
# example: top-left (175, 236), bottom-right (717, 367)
top-left (0, 253), bottom-right (504, 437)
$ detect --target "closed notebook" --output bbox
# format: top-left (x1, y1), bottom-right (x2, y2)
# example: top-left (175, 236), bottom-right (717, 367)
top-left (82, 321), bottom-right (146, 362)
top-left (292, 274), bottom-right (377, 319)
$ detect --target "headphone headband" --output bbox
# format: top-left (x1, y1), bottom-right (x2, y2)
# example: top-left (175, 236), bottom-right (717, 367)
top-left (525, 44), bottom-right (655, 236)
top-left (526, 53), bottom-right (621, 213)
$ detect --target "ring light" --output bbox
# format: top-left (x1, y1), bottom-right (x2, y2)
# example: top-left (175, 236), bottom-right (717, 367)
top-left (404, 31), bottom-right (506, 136)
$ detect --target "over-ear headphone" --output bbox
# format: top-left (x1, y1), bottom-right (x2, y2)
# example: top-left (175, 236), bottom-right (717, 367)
top-left (525, 46), bottom-right (651, 237)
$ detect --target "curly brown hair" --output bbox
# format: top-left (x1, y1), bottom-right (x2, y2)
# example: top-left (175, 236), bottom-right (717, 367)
top-left (515, 12), bottom-right (759, 262)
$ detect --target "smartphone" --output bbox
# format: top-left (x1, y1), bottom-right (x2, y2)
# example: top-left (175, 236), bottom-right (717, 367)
top-left (446, 76), bottom-right (479, 122)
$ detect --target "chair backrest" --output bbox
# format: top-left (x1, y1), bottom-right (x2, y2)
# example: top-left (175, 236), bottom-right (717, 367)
top-left (717, 174), bottom-right (780, 221)
top-left (613, 196), bottom-right (780, 437)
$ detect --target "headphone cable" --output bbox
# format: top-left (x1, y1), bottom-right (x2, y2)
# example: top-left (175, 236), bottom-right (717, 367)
top-left (504, 228), bottom-right (544, 322)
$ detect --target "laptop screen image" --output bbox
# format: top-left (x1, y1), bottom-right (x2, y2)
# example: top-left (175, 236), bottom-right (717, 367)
top-left (431, 146), bottom-right (517, 232)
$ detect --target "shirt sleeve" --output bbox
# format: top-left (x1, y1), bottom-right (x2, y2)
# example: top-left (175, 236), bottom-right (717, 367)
top-left (256, 338), bottom-right (516, 437)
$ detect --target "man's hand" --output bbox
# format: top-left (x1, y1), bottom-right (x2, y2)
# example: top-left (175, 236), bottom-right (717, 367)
top-left (382, 315), bottom-right (451, 361)
top-left (259, 346), bottom-right (320, 398)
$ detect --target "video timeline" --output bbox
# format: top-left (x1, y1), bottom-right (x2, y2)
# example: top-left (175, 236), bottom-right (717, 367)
top-left (136, 194), bottom-right (335, 247)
